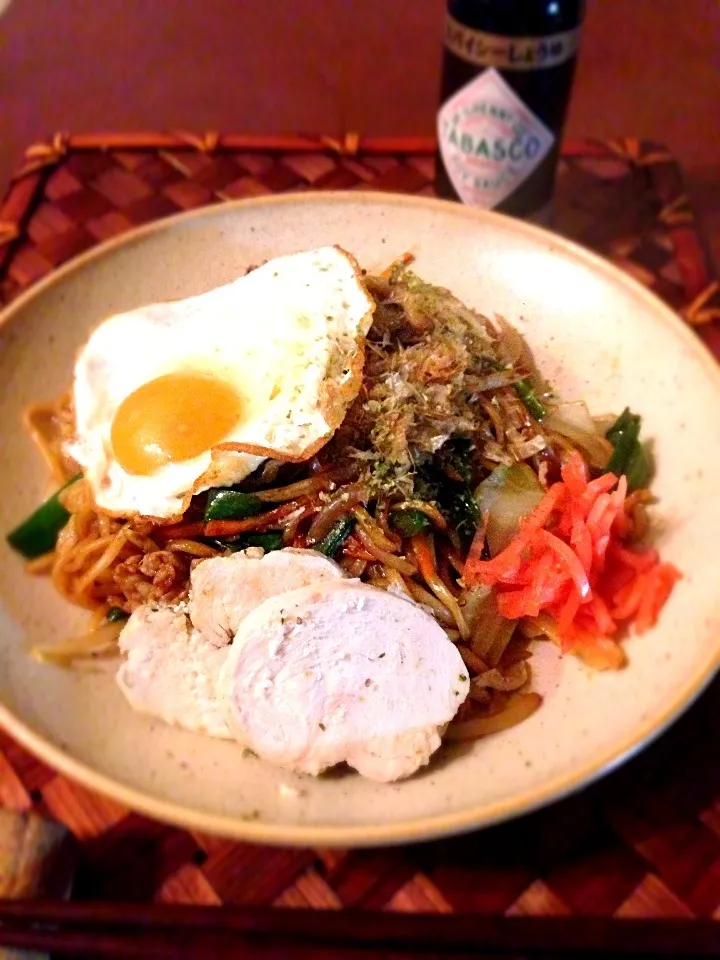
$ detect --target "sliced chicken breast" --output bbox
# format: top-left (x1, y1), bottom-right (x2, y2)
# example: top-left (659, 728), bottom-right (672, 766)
top-left (219, 581), bottom-right (470, 781)
top-left (189, 547), bottom-right (344, 646)
top-left (116, 606), bottom-right (232, 738)
top-left (116, 547), bottom-right (345, 738)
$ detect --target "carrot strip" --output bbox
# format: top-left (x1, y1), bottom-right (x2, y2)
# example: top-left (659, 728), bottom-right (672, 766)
top-left (634, 563), bottom-right (682, 633)
top-left (611, 573), bottom-right (648, 620)
top-left (536, 529), bottom-right (591, 600)
top-left (480, 458), bottom-right (677, 667)
top-left (413, 532), bottom-right (437, 583)
top-left (497, 587), bottom-right (538, 620)
top-left (342, 534), bottom-right (376, 563)
top-left (557, 587), bottom-right (582, 645)
top-left (570, 518), bottom-right (593, 574)
top-left (586, 492), bottom-right (612, 534)
top-left (203, 501), bottom-right (304, 538)
top-left (587, 473), bottom-right (619, 497)
top-left (608, 542), bottom-right (659, 572)
top-left (577, 472), bottom-right (618, 514)
top-left (465, 483), bottom-right (565, 586)
top-left (612, 510), bottom-right (633, 538)
top-left (155, 522), bottom-right (205, 540)
top-left (560, 451), bottom-right (588, 498)
top-left (634, 575), bottom-right (658, 635)
top-left (526, 551), bottom-right (557, 604)
top-left (588, 594), bottom-right (617, 635)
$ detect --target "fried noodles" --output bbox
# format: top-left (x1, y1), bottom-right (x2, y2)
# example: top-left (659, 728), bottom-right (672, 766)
top-left (21, 259), bottom-right (662, 737)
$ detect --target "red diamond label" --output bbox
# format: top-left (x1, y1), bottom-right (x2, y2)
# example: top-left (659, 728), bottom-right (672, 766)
top-left (438, 68), bottom-right (554, 209)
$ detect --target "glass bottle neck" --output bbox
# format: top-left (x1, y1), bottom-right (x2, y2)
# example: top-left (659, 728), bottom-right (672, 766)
top-left (447, 0), bottom-right (585, 36)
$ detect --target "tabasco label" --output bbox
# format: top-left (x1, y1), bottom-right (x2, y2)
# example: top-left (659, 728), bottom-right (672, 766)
top-left (437, 68), bottom-right (554, 210)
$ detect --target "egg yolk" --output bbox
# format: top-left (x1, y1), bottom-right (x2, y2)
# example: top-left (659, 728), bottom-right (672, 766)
top-left (110, 372), bottom-right (243, 476)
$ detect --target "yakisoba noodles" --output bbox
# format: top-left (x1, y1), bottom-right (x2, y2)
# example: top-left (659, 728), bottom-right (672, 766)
top-left (10, 254), bottom-right (680, 745)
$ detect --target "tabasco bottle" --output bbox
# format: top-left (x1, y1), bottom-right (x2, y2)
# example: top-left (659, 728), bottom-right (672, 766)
top-left (435, 0), bottom-right (585, 219)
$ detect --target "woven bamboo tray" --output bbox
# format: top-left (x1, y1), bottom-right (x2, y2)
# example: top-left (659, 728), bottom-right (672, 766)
top-left (0, 134), bottom-right (719, 920)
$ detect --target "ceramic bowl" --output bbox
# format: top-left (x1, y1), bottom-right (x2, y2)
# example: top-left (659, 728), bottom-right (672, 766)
top-left (1, 193), bottom-right (718, 846)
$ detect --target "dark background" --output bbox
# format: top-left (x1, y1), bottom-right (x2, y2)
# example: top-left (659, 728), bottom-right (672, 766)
top-left (1, 0), bottom-right (719, 261)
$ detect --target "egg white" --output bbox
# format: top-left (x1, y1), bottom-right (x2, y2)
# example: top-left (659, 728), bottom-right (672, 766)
top-left (68, 246), bottom-right (374, 519)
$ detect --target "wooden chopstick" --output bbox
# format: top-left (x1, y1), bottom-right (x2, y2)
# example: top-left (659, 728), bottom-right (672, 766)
top-left (0, 902), bottom-right (717, 958)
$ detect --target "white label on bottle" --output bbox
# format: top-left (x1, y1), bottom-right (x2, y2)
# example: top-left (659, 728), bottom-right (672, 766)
top-left (437, 68), bottom-right (555, 210)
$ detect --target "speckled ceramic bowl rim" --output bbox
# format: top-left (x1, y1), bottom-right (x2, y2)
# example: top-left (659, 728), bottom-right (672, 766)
top-left (1, 191), bottom-right (718, 847)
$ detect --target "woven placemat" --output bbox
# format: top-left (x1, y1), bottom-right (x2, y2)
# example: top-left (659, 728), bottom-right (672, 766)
top-left (0, 134), bottom-right (719, 920)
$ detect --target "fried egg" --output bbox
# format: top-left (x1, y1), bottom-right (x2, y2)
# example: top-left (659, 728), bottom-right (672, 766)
top-left (68, 246), bottom-right (374, 519)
